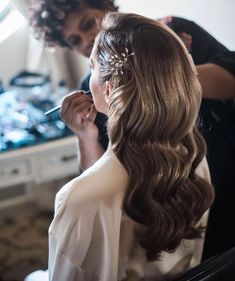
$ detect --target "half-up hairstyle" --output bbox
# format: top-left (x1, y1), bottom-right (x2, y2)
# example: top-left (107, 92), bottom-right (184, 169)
top-left (96, 12), bottom-right (214, 261)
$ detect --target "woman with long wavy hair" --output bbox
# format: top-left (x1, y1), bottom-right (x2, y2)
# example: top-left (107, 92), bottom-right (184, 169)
top-left (48, 12), bottom-right (214, 281)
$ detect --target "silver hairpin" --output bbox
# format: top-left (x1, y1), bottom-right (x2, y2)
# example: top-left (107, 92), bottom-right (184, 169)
top-left (108, 48), bottom-right (134, 76)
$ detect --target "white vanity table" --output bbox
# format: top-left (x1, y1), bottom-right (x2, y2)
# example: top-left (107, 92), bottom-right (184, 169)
top-left (0, 136), bottom-right (79, 209)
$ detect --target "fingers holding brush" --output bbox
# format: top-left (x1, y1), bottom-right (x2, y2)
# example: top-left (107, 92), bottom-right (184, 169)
top-left (60, 90), bottom-right (97, 136)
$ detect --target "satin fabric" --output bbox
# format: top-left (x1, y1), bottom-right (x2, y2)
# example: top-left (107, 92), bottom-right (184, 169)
top-left (49, 147), bottom-right (211, 281)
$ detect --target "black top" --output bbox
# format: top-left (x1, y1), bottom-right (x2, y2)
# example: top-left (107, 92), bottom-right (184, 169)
top-left (80, 17), bottom-right (235, 259)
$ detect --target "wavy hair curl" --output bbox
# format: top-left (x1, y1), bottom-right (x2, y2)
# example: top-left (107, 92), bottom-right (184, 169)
top-left (96, 12), bottom-right (214, 261)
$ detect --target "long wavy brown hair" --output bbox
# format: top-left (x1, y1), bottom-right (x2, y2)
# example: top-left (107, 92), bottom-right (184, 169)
top-left (96, 12), bottom-right (214, 261)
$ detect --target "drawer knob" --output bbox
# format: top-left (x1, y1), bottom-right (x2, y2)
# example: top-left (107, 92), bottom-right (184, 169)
top-left (61, 155), bottom-right (77, 162)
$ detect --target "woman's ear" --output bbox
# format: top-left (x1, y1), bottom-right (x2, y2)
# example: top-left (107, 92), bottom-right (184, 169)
top-left (105, 81), bottom-right (113, 103)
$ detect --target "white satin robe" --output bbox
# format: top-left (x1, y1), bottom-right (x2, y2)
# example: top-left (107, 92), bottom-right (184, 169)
top-left (48, 147), bottom-right (211, 281)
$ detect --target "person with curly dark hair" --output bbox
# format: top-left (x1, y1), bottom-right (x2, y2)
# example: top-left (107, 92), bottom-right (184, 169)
top-left (28, 0), bottom-right (235, 265)
top-left (48, 13), bottom-right (213, 280)
top-left (30, 0), bottom-right (118, 56)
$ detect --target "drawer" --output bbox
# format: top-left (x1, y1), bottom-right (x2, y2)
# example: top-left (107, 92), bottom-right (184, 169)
top-left (0, 158), bottom-right (33, 188)
top-left (35, 146), bottom-right (79, 183)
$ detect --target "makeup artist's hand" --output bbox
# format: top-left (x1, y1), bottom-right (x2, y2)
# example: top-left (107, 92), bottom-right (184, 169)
top-left (60, 91), bottom-right (99, 140)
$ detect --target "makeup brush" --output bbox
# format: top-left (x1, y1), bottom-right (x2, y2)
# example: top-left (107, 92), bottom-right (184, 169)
top-left (44, 90), bottom-right (91, 116)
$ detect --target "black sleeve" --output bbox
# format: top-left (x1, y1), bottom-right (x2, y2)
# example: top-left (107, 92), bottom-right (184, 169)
top-left (210, 51), bottom-right (235, 76)
top-left (170, 17), bottom-right (233, 68)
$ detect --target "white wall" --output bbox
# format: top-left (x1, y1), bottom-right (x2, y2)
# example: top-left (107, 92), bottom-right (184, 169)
top-left (0, 25), bottom-right (28, 86)
top-left (116, 0), bottom-right (235, 50)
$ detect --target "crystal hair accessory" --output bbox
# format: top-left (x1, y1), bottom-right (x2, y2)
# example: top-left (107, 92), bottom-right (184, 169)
top-left (108, 48), bottom-right (134, 76)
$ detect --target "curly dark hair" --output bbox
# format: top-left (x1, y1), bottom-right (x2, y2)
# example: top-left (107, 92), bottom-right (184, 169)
top-left (29, 0), bottom-right (118, 47)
